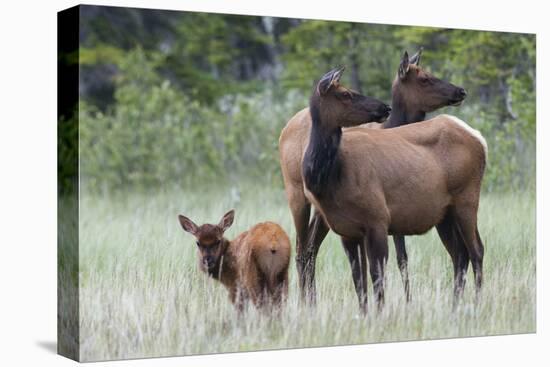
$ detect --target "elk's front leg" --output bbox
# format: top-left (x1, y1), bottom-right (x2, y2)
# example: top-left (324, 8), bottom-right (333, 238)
top-left (299, 210), bottom-right (329, 305)
top-left (393, 234), bottom-right (411, 302)
top-left (367, 228), bottom-right (389, 310)
top-left (342, 237), bottom-right (369, 314)
top-left (289, 195), bottom-right (313, 303)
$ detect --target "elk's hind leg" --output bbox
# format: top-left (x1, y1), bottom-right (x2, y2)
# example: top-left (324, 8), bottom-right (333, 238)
top-left (436, 210), bottom-right (469, 305)
top-left (393, 234), bottom-right (411, 302)
top-left (287, 187), bottom-right (313, 302)
top-left (366, 228), bottom-right (389, 310)
top-left (234, 286), bottom-right (250, 315)
top-left (475, 227), bottom-right (485, 293)
top-left (269, 270), bottom-right (289, 310)
top-left (454, 203), bottom-right (484, 298)
top-left (243, 264), bottom-right (267, 310)
top-left (342, 237), bottom-right (369, 314)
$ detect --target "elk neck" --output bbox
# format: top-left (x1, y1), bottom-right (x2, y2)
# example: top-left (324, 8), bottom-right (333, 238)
top-left (385, 91), bottom-right (426, 128)
top-left (303, 97), bottom-right (343, 197)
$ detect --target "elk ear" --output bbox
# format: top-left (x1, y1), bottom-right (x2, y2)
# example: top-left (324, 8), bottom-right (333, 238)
top-left (178, 214), bottom-right (198, 235)
top-left (398, 51), bottom-right (410, 80)
top-left (318, 66), bottom-right (345, 95)
top-left (410, 47), bottom-right (423, 66)
top-left (219, 210), bottom-right (235, 232)
top-left (332, 66), bottom-right (345, 83)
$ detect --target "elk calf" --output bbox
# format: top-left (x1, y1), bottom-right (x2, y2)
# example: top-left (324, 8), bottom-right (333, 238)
top-left (178, 210), bottom-right (291, 311)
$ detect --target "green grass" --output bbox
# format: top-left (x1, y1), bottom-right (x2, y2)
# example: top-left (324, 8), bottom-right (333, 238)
top-left (77, 185), bottom-right (535, 361)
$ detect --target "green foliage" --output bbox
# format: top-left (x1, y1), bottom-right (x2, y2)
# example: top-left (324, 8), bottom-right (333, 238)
top-left (281, 21), bottom-right (399, 100)
top-left (163, 13), bottom-right (273, 104)
top-left (77, 8), bottom-right (536, 193)
top-left (81, 49), bottom-right (218, 191)
top-left (79, 44), bottom-right (124, 65)
top-left (80, 49), bottom-right (307, 192)
top-left (486, 77), bottom-right (535, 191)
top-left (399, 28), bottom-right (536, 121)
top-left (452, 104), bottom-right (535, 192)
top-left (58, 112), bottom-right (79, 194)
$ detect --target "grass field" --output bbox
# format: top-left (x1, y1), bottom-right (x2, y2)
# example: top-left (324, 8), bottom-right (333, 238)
top-left (77, 185), bottom-right (535, 361)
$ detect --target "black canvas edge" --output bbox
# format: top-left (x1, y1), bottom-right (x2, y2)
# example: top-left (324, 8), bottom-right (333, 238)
top-left (57, 4), bottom-right (80, 362)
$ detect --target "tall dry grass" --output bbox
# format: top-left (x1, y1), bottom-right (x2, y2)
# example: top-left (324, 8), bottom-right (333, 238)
top-left (76, 185), bottom-right (535, 361)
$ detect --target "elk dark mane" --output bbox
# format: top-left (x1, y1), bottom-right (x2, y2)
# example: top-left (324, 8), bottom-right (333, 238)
top-left (302, 91), bottom-right (343, 197)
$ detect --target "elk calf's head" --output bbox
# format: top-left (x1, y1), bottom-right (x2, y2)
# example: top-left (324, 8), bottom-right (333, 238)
top-left (394, 48), bottom-right (467, 113)
top-left (178, 210), bottom-right (235, 272)
top-left (312, 67), bottom-right (391, 129)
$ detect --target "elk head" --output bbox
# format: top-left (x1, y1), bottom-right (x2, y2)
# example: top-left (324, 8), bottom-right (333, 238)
top-left (394, 48), bottom-right (467, 113)
top-left (178, 210), bottom-right (235, 273)
top-left (311, 66), bottom-right (391, 129)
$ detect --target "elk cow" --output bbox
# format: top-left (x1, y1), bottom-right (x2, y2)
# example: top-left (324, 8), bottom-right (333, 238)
top-left (302, 67), bottom-right (486, 313)
top-left (178, 210), bottom-right (291, 311)
top-left (279, 49), bottom-right (468, 303)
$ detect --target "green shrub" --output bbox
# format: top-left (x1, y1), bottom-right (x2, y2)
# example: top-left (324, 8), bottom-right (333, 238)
top-left (79, 48), bottom-right (534, 194)
top-left (79, 49), bottom-right (308, 192)
top-left (443, 88), bottom-right (535, 193)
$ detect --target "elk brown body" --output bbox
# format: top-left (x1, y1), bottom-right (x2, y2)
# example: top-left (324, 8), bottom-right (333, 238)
top-left (178, 210), bottom-right (291, 311)
top-left (301, 67), bottom-right (486, 313)
top-left (279, 49), bottom-right (468, 303)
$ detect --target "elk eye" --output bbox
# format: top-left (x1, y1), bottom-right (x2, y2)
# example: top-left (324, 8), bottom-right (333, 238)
top-left (340, 91), bottom-right (352, 100)
top-left (196, 241), bottom-right (200, 247)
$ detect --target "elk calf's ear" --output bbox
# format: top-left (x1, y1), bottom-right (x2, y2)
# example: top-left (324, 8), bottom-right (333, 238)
top-left (219, 210), bottom-right (235, 232)
top-left (398, 51), bottom-right (410, 80)
top-left (178, 214), bottom-right (198, 235)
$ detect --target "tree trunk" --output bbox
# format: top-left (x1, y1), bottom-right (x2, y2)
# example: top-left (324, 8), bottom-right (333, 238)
top-left (348, 25), bottom-right (362, 93)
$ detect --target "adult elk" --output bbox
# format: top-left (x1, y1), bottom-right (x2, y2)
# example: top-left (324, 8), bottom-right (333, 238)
top-left (302, 67), bottom-right (486, 313)
top-left (279, 49), bottom-right (468, 303)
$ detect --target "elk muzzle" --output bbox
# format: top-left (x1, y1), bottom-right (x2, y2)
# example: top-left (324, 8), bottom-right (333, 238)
top-left (203, 256), bottom-right (217, 270)
top-left (450, 87), bottom-right (467, 106)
